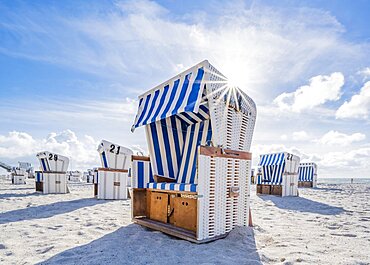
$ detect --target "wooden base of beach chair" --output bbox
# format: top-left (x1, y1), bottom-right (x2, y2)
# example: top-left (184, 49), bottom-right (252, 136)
top-left (94, 183), bottom-right (98, 196)
top-left (132, 188), bottom-right (225, 243)
top-left (298, 181), bottom-right (313, 188)
top-left (256, 184), bottom-right (283, 196)
top-left (134, 217), bottom-right (227, 243)
top-left (257, 184), bottom-right (271, 195)
top-left (35, 182), bottom-right (43, 192)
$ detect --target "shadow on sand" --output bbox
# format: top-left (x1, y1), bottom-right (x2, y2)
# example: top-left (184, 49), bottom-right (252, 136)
top-left (0, 187), bottom-right (34, 191)
top-left (38, 224), bottom-right (262, 265)
top-left (0, 198), bottom-right (108, 224)
top-left (260, 195), bottom-right (345, 215)
top-left (0, 192), bottom-right (44, 199)
top-left (313, 187), bottom-right (344, 192)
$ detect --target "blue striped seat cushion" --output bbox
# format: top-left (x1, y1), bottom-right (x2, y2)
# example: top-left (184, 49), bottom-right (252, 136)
top-left (147, 182), bottom-right (197, 192)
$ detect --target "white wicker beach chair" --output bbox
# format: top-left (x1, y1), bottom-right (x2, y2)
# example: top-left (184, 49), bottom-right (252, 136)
top-left (36, 151), bottom-right (69, 194)
top-left (256, 152), bottom-right (300, 196)
top-left (298, 162), bottom-right (318, 188)
top-left (95, 140), bottom-right (133, 200)
top-left (130, 60), bottom-right (257, 243)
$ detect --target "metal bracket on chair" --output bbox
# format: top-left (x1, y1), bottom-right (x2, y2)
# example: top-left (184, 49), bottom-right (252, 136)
top-left (229, 186), bottom-right (240, 198)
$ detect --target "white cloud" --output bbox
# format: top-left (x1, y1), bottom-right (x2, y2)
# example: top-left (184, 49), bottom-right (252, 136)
top-left (0, 1), bottom-right (367, 102)
top-left (317, 130), bottom-right (366, 146)
top-left (279, 131), bottom-right (310, 141)
top-left (0, 131), bottom-right (37, 158)
top-left (251, 144), bottom-right (309, 166)
top-left (0, 130), bottom-right (101, 171)
top-left (318, 147), bottom-right (370, 171)
top-left (357, 67), bottom-right (370, 80)
top-left (280, 134), bottom-right (288, 140)
top-left (292, 131), bottom-right (310, 141)
top-left (336, 81), bottom-right (370, 119)
top-left (274, 72), bottom-right (344, 112)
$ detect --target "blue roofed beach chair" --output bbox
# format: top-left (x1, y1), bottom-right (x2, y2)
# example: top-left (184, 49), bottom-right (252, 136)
top-left (130, 60), bottom-right (257, 243)
top-left (95, 140), bottom-right (133, 200)
top-left (298, 162), bottom-right (318, 188)
top-left (36, 151), bottom-right (69, 194)
top-left (256, 152), bottom-right (300, 196)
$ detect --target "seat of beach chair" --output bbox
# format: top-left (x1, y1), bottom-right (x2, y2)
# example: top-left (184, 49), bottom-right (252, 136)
top-left (146, 182), bottom-right (197, 192)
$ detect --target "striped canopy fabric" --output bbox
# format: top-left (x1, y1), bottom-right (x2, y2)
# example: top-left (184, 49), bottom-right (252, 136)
top-left (132, 60), bottom-right (255, 188)
top-left (132, 67), bottom-right (205, 131)
top-left (145, 117), bottom-right (212, 183)
top-left (258, 153), bottom-right (286, 185)
top-left (36, 171), bottom-right (43, 182)
top-left (131, 159), bottom-right (154, 189)
top-left (147, 182), bottom-right (197, 192)
top-left (298, 163), bottom-right (317, 182)
top-left (258, 153), bottom-right (285, 166)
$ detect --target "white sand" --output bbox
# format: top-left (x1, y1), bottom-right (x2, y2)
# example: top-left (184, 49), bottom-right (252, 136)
top-left (0, 179), bottom-right (369, 265)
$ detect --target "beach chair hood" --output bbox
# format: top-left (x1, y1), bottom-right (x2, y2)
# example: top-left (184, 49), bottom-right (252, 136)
top-left (132, 60), bottom-right (256, 180)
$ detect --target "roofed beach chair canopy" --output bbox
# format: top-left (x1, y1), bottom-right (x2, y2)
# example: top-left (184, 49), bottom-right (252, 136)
top-left (131, 60), bottom-right (257, 243)
top-left (36, 151), bottom-right (69, 194)
top-left (257, 152), bottom-right (300, 196)
top-left (298, 162), bottom-right (318, 188)
top-left (95, 140), bottom-right (133, 200)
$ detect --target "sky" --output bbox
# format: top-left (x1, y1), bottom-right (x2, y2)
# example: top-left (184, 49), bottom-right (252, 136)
top-left (0, 0), bottom-right (370, 178)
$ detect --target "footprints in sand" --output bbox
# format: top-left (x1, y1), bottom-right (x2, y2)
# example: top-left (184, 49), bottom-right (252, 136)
top-left (47, 225), bottom-right (63, 230)
top-left (37, 246), bottom-right (55, 254)
top-left (330, 233), bottom-right (357, 238)
top-left (359, 217), bottom-right (370, 222)
top-left (326, 224), bottom-right (342, 230)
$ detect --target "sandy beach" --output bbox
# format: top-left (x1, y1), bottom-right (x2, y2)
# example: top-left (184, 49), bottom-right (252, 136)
top-left (0, 179), bottom-right (369, 265)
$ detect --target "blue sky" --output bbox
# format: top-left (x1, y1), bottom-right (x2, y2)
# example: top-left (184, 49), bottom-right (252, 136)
top-left (0, 0), bottom-right (370, 177)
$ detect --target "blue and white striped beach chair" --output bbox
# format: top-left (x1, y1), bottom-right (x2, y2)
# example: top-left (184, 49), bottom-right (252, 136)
top-left (298, 162), bottom-right (318, 188)
top-left (131, 60), bottom-right (257, 243)
top-left (257, 152), bottom-right (300, 196)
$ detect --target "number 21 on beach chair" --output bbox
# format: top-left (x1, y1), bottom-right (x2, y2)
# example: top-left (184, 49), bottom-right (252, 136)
top-left (130, 60), bottom-right (257, 243)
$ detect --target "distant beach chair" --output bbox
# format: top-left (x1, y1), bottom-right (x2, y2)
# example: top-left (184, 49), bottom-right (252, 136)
top-left (94, 140), bottom-right (133, 200)
top-left (298, 162), bottom-right (318, 188)
top-left (11, 168), bottom-right (27, 185)
top-left (36, 151), bottom-right (69, 194)
top-left (256, 152), bottom-right (300, 196)
top-left (130, 60), bottom-right (256, 243)
top-left (67, 170), bottom-right (82, 182)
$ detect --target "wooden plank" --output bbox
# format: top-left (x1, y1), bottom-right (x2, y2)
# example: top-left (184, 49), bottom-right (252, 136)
top-left (173, 197), bottom-right (197, 232)
top-left (168, 194), bottom-right (176, 225)
top-left (271, 185), bottom-right (282, 196)
top-left (154, 175), bottom-right (176, 183)
top-left (132, 155), bottom-right (150, 162)
top-left (146, 190), bottom-right (151, 218)
top-left (132, 189), bottom-right (147, 217)
top-left (150, 191), bottom-right (168, 223)
top-left (94, 183), bottom-right (98, 196)
top-left (261, 185), bottom-right (271, 194)
top-left (199, 146), bottom-right (252, 160)
top-left (35, 182), bottom-right (43, 192)
top-left (298, 181), bottom-right (313, 188)
top-left (97, 168), bottom-right (128, 173)
top-left (256, 184), bottom-right (262, 194)
top-left (133, 217), bottom-right (228, 244)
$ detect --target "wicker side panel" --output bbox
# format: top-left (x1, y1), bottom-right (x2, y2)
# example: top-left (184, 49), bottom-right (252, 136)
top-left (197, 155), bottom-right (212, 240)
